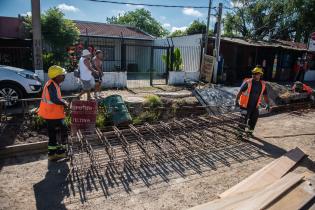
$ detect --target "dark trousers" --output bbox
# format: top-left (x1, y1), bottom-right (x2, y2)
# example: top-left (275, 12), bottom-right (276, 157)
top-left (46, 119), bottom-right (67, 146)
top-left (295, 71), bottom-right (305, 82)
top-left (244, 107), bottom-right (259, 130)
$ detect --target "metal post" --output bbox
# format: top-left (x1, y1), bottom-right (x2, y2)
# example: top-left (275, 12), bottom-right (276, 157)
top-left (166, 48), bottom-right (170, 84)
top-left (213, 3), bottom-right (223, 83)
top-left (204, 0), bottom-right (212, 56)
top-left (150, 47), bottom-right (154, 86)
top-left (31, 0), bottom-right (43, 81)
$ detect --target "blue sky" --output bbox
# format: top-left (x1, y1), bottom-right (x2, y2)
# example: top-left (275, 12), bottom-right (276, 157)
top-left (0, 0), bottom-right (231, 32)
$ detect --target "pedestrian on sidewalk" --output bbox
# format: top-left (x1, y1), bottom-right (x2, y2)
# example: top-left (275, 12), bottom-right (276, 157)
top-left (37, 65), bottom-right (69, 161)
top-left (235, 65), bottom-right (271, 135)
top-left (78, 49), bottom-right (98, 100)
top-left (92, 50), bottom-right (103, 99)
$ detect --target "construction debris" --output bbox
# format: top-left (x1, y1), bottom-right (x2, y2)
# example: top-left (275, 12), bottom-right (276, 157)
top-left (189, 147), bottom-right (314, 210)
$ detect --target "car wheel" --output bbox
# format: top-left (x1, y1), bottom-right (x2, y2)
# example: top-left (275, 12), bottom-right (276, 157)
top-left (0, 84), bottom-right (24, 107)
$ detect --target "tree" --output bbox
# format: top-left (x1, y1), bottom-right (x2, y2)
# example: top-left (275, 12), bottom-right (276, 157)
top-left (24, 8), bottom-right (80, 71)
top-left (186, 20), bottom-right (207, 35)
top-left (106, 9), bottom-right (169, 37)
top-left (223, 0), bottom-right (315, 43)
top-left (169, 30), bottom-right (187, 37)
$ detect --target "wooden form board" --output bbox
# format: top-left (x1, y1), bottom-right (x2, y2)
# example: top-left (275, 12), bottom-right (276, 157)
top-left (235, 172), bottom-right (304, 210)
top-left (219, 147), bottom-right (305, 198)
top-left (268, 176), bottom-right (315, 210)
top-left (189, 173), bottom-right (304, 210)
top-left (201, 54), bottom-right (215, 83)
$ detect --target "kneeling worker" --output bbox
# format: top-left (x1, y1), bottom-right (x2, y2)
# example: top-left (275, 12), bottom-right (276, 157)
top-left (38, 65), bottom-right (69, 160)
top-left (235, 66), bottom-right (270, 134)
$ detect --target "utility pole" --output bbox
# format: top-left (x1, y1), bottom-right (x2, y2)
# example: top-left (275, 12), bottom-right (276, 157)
top-left (213, 2), bottom-right (223, 83)
top-left (31, 0), bottom-right (44, 81)
top-left (204, 0), bottom-right (212, 56)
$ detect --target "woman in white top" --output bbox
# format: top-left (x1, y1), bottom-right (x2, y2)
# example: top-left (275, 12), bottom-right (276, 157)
top-left (78, 49), bottom-right (98, 100)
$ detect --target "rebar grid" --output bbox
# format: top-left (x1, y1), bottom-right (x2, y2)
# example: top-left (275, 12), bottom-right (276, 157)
top-left (67, 113), bottom-right (266, 199)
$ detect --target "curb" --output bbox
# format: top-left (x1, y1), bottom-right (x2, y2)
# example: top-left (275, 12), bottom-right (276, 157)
top-left (0, 141), bottom-right (47, 159)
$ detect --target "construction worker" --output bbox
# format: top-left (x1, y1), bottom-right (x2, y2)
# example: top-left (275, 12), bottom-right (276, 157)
top-left (235, 66), bottom-right (270, 134)
top-left (38, 65), bottom-right (69, 161)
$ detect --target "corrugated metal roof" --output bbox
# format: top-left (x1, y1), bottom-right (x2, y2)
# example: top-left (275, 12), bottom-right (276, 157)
top-left (218, 37), bottom-right (307, 51)
top-left (74, 20), bottom-right (154, 40)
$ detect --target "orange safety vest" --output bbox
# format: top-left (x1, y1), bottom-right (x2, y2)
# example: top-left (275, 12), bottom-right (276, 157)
top-left (239, 78), bottom-right (266, 109)
top-left (303, 84), bottom-right (313, 95)
top-left (38, 79), bottom-right (65, 119)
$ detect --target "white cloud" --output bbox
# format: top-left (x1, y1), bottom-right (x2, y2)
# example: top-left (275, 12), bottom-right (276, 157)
top-left (21, 11), bottom-right (32, 16)
top-left (57, 3), bottom-right (79, 12)
top-left (160, 16), bottom-right (166, 20)
top-left (126, 4), bottom-right (144, 9)
top-left (182, 8), bottom-right (203, 17)
top-left (171, 26), bottom-right (188, 33)
top-left (230, 1), bottom-right (244, 8)
top-left (163, 23), bottom-right (171, 28)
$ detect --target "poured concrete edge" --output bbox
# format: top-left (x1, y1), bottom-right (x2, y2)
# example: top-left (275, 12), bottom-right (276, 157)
top-left (0, 141), bottom-right (48, 159)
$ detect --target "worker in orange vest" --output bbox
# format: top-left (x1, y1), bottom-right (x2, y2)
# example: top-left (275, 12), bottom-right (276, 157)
top-left (235, 66), bottom-right (270, 134)
top-left (38, 65), bottom-right (69, 161)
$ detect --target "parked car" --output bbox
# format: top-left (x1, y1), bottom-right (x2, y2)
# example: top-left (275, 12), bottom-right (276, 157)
top-left (0, 65), bottom-right (42, 106)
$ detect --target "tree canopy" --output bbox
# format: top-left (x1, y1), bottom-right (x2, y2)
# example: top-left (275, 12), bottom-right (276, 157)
top-left (223, 0), bottom-right (315, 43)
top-left (106, 8), bottom-right (169, 37)
top-left (169, 20), bottom-right (212, 37)
top-left (186, 20), bottom-right (207, 35)
top-left (24, 8), bottom-right (80, 71)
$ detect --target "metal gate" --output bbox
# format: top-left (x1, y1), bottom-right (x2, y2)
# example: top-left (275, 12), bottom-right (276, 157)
top-left (124, 44), bottom-right (170, 88)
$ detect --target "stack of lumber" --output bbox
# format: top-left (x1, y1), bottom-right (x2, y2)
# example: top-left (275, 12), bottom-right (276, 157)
top-left (189, 147), bottom-right (315, 210)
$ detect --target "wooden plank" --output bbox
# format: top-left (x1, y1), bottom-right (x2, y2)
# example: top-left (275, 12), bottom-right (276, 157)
top-left (267, 176), bottom-right (315, 210)
top-left (189, 190), bottom-right (257, 210)
top-left (189, 173), bottom-right (304, 210)
top-left (235, 173), bottom-right (304, 210)
top-left (219, 147), bottom-right (305, 198)
top-left (0, 141), bottom-right (47, 159)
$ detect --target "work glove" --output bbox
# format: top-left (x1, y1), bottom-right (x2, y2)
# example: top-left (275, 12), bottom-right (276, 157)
top-left (234, 100), bottom-right (239, 107)
top-left (265, 104), bottom-right (270, 112)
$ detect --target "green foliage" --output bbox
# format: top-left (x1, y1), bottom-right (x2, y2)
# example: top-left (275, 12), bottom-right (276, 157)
top-left (96, 105), bottom-right (111, 128)
top-left (144, 95), bottom-right (162, 108)
top-left (106, 8), bottom-right (169, 37)
top-left (186, 20), bottom-right (207, 35)
top-left (23, 8), bottom-right (80, 71)
top-left (223, 0), bottom-right (315, 42)
top-left (169, 20), bottom-right (213, 37)
top-left (170, 30), bottom-right (187, 37)
top-left (162, 48), bottom-right (183, 71)
top-left (64, 114), bottom-right (71, 128)
top-left (31, 115), bottom-right (46, 130)
top-left (132, 95), bottom-right (163, 125)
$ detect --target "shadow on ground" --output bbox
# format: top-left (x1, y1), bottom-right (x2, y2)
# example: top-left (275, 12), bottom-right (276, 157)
top-left (33, 160), bottom-right (70, 210)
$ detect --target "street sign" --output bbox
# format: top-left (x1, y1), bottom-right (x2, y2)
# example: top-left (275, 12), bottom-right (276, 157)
top-left (309, 32), bottom-right (315, 52)
top-left (71, 100), bottom-right (97, 134)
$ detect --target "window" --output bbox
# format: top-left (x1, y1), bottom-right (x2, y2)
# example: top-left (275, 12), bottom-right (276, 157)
top-left (97, 46), bottom-right (115, 61)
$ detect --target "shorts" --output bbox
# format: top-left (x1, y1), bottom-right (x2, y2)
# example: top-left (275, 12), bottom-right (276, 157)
top-left (94, 76), bottom-right (102, 83)
top-left (81, 79), bottom-right (92, 91)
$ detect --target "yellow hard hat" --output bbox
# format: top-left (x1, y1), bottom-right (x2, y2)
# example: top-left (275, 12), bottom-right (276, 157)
top-left (48, 65), bottom-right (66, 79)
top-left (252, 66), bottom-right (264, 75)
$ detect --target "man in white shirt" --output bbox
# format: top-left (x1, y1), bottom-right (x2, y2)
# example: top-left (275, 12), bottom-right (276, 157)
top-left (78, 49), bottom-right (98, 100)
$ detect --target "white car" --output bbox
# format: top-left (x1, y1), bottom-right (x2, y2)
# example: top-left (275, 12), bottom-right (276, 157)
top-left (0, 65), bottom-right (42, 106)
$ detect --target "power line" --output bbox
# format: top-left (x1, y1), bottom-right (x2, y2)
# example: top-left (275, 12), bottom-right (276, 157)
top-left (84, 0), bottom-right (215, 9)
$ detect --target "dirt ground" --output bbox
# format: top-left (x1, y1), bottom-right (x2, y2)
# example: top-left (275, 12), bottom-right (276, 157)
top-left (0, 109), bottom-right (315, 210)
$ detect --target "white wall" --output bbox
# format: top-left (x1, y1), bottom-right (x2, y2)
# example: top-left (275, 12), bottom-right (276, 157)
top-left (153, 34), bottom-right (202, 73)
top-left (46, 72), bottom-right (127, 91)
